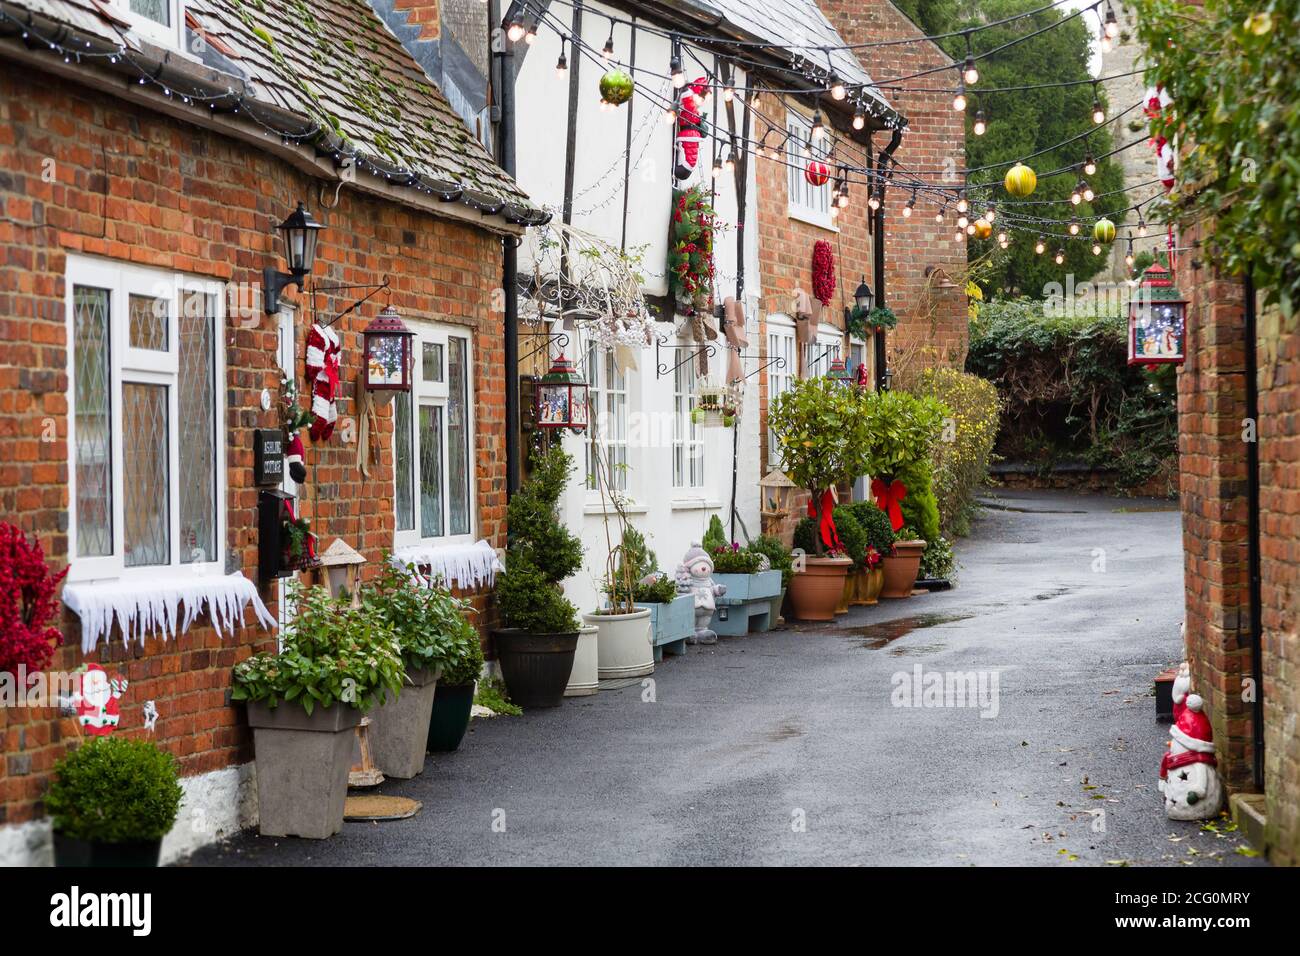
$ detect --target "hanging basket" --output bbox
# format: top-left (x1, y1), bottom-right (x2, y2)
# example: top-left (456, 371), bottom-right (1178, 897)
top-left (692, 383), bottom-right (737, 428)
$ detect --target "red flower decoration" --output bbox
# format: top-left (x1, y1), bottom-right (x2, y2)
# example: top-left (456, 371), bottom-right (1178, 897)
top-left (812, 240), bottom-right (836, 307)
top-left (0, 523), bottom-right (67, 678)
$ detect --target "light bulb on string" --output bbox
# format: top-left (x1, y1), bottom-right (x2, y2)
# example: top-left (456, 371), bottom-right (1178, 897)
top-left (602, 30), bottom-right (615, 61)
top-left (670, 55), bottom-right (684, 89)
top-left (953, 81), bottom-right (967, 112)
top-left (973, 110), bottom-right (987, 136)
top-left (853, 106), bottom-right (866, 131)
top-left (800, 138), bottom-right (812, 159)
top-left (867, 191), bottom-right (879, 211)
top-left (903, 191), bottom-right (916, 218)
top-left (1083, 183), bottom-right (1095, 202)
top-left (984, 205), bottom-right (995, 222)
top-left (956, 230), bottom-right (966, 242)
top-left (957, 214), bottom-right (969, 229)
top-left (524, 26), bottom-right (537, 45)
top-left (556, 44), bottom-right (568, 77)
top-left (997, 231), bottom-right (1007, 244)
top-left (935, 207), bottom-right (945, 224)
top-left (830, 73), bottom-right (846, 101)
top-left (1071, 181), bottom-right (1084, 205)
top-left (1055, 249), bottom-right (1066, 264)
top-left (963, 56), bottom-right (979, 86)
top-left (1092, 243), bottom-right (1102, 256)
top-left (712, 154), bottom-right (724, 179)
top-left (1084, 154), bottom-right (1097, 177)
top-left (723, 85), bottom-right (734, 103)
top-left (1091, 84), bottom-right (1105, 124)
top-left (1104, 4), bottom-right (1120, 39)
top-left (1137, 219), bottom-right (1148, 237)
top-left (842, 189), bottom-right (853, 210)
top-left (966, 223), bottom-right (976, 236)
top-left (506, 20), bottom-right (525, 42)
top-left (663, 104), bottom-right (677, 124)
top-left (1069, 218), bottom-right (1081, 236)
top-left (1125, 240), bottom-right (1135, 268)
top-left (1035, 236), bottom-right (1046, 255)
top-left (810, 111), bottom-right (826, 141)
top-left (956, 194), bottom-right (969, 214)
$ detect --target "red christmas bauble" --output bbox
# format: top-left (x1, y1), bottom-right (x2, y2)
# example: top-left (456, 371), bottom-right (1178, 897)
top-left (805, 160), bottom-right (829, 187)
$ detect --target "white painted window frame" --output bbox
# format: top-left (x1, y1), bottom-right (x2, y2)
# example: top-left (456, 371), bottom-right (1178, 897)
top-left (672, 345), bottom-right (705, 490)
top-left (111, 0), bottom-right (186, 51)
top-left (393, 319), bottom-right (478, 551)
top-left (785, 109), bottom-right (836, 231)
top-left (583, 341), bottom-right (632, 497)
top-left (766, 313), bottom-right (796, 468)
top-left (65, 254), bottom-right (227, 584)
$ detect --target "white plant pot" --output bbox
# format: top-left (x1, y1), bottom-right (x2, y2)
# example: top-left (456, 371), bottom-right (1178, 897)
top-left (565, 624), bottom-right (599, 696)
top-left (584, 608), bottom-right (654, 679)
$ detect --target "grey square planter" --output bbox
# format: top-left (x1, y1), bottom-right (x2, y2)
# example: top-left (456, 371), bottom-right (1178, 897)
top-left (369, 667), bottom-right (441, 780)
top-left (246, 700), bottom-right (363, 839)
top-left (712, 570), bottom-right (782, 602)
top-left (638, 594), bottom-right (695, 661)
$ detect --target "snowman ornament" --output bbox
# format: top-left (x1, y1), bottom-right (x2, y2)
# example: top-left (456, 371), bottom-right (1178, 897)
top-left (1158, 663), bottom-right (1224, 820)
top-left (675, 544), bottom-right (727, 645)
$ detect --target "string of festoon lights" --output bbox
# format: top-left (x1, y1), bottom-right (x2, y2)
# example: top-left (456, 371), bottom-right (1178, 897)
top-left (509, 0), bottom-right (1170, 264)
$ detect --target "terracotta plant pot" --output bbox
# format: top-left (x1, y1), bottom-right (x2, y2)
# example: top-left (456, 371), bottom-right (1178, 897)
top-left (493, 629), bottom-right (580, 708)
top-left (881, 540), bottom-right (926, 598)
top-left (836, 571), bottom-right (853, 614)
top-left (849, 568), bottom-right (871, 606)
top-left (787, 556), bottom-right (852, 621)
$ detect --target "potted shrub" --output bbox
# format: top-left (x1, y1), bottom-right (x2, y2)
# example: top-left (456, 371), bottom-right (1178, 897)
top-left (362, 562), bottom-right (470, 778)
top-left (794, 510), bottom-right (863, 614)
top-left (495, 448), bottom-right (585, 707)
top-left (768, 377), bottom-right (877, 621)
top-left (45, 737), bottom-right (183, 867)
top-left (232, 583), bottom-right (403, 839)
top-left (704, 515), bottom-right (782, 605)
top-left (848, 501), bottom-right (893, 605)
top-left (881, 526), bottom-right (927, 598)
top-left (746, 535), bottom-right (793, 627)
top-left (428, 615), bottom-right (484, 751)
top-left (600, 526), bottom-right (689, 666)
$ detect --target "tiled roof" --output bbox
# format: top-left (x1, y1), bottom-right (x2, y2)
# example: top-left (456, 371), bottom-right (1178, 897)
top-left (0, 0), bottom-right (537, 214)
top-left (705, 0), bottom-right (896, 117)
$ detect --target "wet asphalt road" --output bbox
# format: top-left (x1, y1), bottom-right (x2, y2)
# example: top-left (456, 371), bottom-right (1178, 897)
top-left (189, 489), bottom-right (1262, 867)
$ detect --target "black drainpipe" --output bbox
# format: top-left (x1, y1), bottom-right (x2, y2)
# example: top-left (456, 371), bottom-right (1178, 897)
top-left (1244, 268), bottom-right (1264, 791)
top-left (496, 13), bottom-right (521, 497)
top-left (875, 129), bottom-right (903, 389)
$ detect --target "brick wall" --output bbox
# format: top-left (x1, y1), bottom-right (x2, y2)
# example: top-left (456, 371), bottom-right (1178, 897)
top-left (819, 0), bottom-right (969, 373)
top-left (0, 70), bottom-right (506, 827)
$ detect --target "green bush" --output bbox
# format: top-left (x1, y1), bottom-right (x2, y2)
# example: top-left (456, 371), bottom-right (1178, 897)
top-left (440, 620), bottom-right (485, 688)
top-left (967, 298), bottom-right (1176, 492)
top-left (702, 514), bottom-right (728, 552)
top-left (792, 516), bottom-right (818, 557)
top-left (232, 583), bottom-right (404, 714)
top-left (747, 535), bottom-right (793, 588)
top-left (910, 367), bottom-right (1000, 537)
top-left (45, 737), bottom-right (183, 843)
top-left (710, 544), bottom-right (763, 574)
top-left (847, 501), bottom-right (894, 558)
top-left (361, 562), bottom-right (476, 676)
top-left (920, 536), bottom-right (956, 581)
top-left (831, 506), bottom-right (867, 570)
top-left (497, 448), bottom-right (583, 634)
top-left (635, 575), bottom-right (680, 604)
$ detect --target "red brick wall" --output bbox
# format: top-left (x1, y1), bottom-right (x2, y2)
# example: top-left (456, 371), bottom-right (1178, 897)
top-left (818, 0), bottom-right (970, 373)
top-left (0, 70), bottom-right (505, 827)
top-left (393, 0), bottom-right (442, 41)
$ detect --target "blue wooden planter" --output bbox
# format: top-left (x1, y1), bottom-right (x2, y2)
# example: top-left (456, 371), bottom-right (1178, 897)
top-left (637, 594), bottom-right (695, 661)
top-left (712, 570), bottom-right (782, 602)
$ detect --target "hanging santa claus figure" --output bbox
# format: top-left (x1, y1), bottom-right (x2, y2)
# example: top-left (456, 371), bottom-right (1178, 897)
top-left (673, 77), bottom-right (710, 183)
top-left (72, 664), bottom-right (128, 737)
top-left (1158, 663), bottom-right (1224, 820)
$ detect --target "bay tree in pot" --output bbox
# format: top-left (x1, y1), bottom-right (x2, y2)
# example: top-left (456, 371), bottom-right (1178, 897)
top-left (232, 583), bottom-right (403, 839)
top-left (768, 376), bottom-right (877, 621)
top-left (45, 737), bottom-right (183, 867)
top-left (427, 613), bottom-right (484, 752)
top-left (362, 562), bottom-right (468, 778)
top-left (494, 448), bottom-right (585, 708)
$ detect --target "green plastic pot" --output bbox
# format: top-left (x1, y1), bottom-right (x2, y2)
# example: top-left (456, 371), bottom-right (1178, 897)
top-left (427, 682), bottom-right (475, 753)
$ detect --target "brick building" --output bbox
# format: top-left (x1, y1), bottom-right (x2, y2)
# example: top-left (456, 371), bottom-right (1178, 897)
top-left (0, 0), bottom-right (539, 864)
top-left (1177, 225), bottom-right (1300, 865)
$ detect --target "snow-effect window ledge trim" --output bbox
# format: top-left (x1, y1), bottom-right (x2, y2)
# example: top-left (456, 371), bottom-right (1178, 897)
top-left (390, 540), bottom-right (504, 591)
top-left (61, 572), bottom-right (277, 654)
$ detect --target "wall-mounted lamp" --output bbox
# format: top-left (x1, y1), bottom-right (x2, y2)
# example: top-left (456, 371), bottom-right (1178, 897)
top-left (263, 202), bottom-right (323, 314)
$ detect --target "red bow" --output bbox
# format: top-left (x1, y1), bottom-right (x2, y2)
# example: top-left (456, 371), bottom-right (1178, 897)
top-left (871, 478), bottom-right (908, 532)
top-left (806, 490), bottom-right (841, 551)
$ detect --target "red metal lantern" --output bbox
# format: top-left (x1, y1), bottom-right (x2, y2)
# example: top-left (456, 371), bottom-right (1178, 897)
top-left (362, 305), bottom-right (415, 391)
top-left (805, 160), bottom-right (830, 187)
top-left (534, 353), bottom-right (589, 433)
top-left (1127, 263), bottom-right (1187, 366)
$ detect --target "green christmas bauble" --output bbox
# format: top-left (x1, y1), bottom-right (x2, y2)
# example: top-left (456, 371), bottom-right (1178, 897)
top-left (1093, 218), bottom-right (1116, 244)
top-left (599, 69), bottom-right (634, 106)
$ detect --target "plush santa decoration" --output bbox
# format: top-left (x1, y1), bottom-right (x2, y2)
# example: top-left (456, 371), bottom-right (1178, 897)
top-left (285, 431), bottom-right (307, 484)
top-left (304, 323), bottom-right (341, 442)
top-left (673, 77), bottom-right (710, 183)
top-left (74, 664), bottom-right (127, 737)
top-left (1158, 663), bottom-right (1224, 820)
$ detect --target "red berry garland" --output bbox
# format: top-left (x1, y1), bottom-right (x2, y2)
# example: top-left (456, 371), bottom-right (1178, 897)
top-left (812, 240), bottom-right (836, 307)
top-left (668, 186), bottom-right (717, 306)
top-left (0, 523), bottom-right (67, 677)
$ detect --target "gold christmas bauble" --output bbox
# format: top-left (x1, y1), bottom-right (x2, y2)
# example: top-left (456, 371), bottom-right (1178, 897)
top-left (1003, 162), bottom-right (1037, 197)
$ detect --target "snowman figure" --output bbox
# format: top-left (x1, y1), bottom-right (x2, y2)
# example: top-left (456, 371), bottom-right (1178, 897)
top-left (72, 664), bottom-right (128, 737)
top-left (1158, 664), bottom-right (1223, 820)
top-left (675, 543), bottom-right (727, 645)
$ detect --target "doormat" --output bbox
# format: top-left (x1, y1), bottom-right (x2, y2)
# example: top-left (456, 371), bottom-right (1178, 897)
top-left (344, 795), bottom-right (422, 821)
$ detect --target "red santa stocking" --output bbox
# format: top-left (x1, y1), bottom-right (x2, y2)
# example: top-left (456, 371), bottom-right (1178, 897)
top-left (304, 323), bottom-right (341, 442)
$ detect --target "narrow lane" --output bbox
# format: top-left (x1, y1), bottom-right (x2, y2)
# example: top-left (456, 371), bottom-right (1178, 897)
top-left (191, 490), bottom-right (1261, 867)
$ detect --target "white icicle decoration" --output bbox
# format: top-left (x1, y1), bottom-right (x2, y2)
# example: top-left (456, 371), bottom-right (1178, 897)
top-left (390, 540), bottom-right (505, 591)
top-left (62, 573), bottom-right (277, 654)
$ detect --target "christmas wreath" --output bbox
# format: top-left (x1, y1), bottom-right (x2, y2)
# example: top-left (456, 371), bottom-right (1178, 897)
top-left (811, 240), bottom-right (836, 307)
top-left (668, 186), bottom-right (716, 307)
top-left (846, 304), bottom-right (898, 339)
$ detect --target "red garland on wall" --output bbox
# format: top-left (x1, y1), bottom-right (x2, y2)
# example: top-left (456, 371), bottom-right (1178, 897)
top-left (812, 240), bottom-right (836, 307)
top-left (0, 523), bottom-right (67, 678)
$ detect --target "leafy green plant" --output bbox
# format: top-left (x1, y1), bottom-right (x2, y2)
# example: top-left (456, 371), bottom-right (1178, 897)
top-left (1137, 0), bottom-right (1300, 319)
top-left (910, 368), bottom-right (1000, 537)
top-left (747, 535), bottom-right (793, 588)
top-left (474, 677), bottom-right (522, 716)
top-left (847, 501), bottom-right (894, 558)
top-left (920, 536), bottom-right (957, 581)
top-left (232, 582), bottom-right (404, 714)
top-left (710, 544), bottom-right (763, 574)
top-left (702, 514), bottom-right (728, 552)
top-left (440, 618), bottom-right (485, 688)
top-left (361, 561), bottom-right (475, 676)
top-left (497, 449), bottom-right (583, 633)
top-left (45, 737), bottom-right (183, 843)
top-left (831, 506), bottom-right (868, 570)
top-left (769, 377), bottom-right (878, 555)
top-left (603, 525), bottom-right (678, 605)
top-left (635, 575), bottom-right (680, 605)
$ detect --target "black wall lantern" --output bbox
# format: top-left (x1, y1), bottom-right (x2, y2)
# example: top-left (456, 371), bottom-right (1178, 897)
top-left (854, 275), bottom-right (874, 313)
top-left (263, 202), bottom-right (324, 314)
